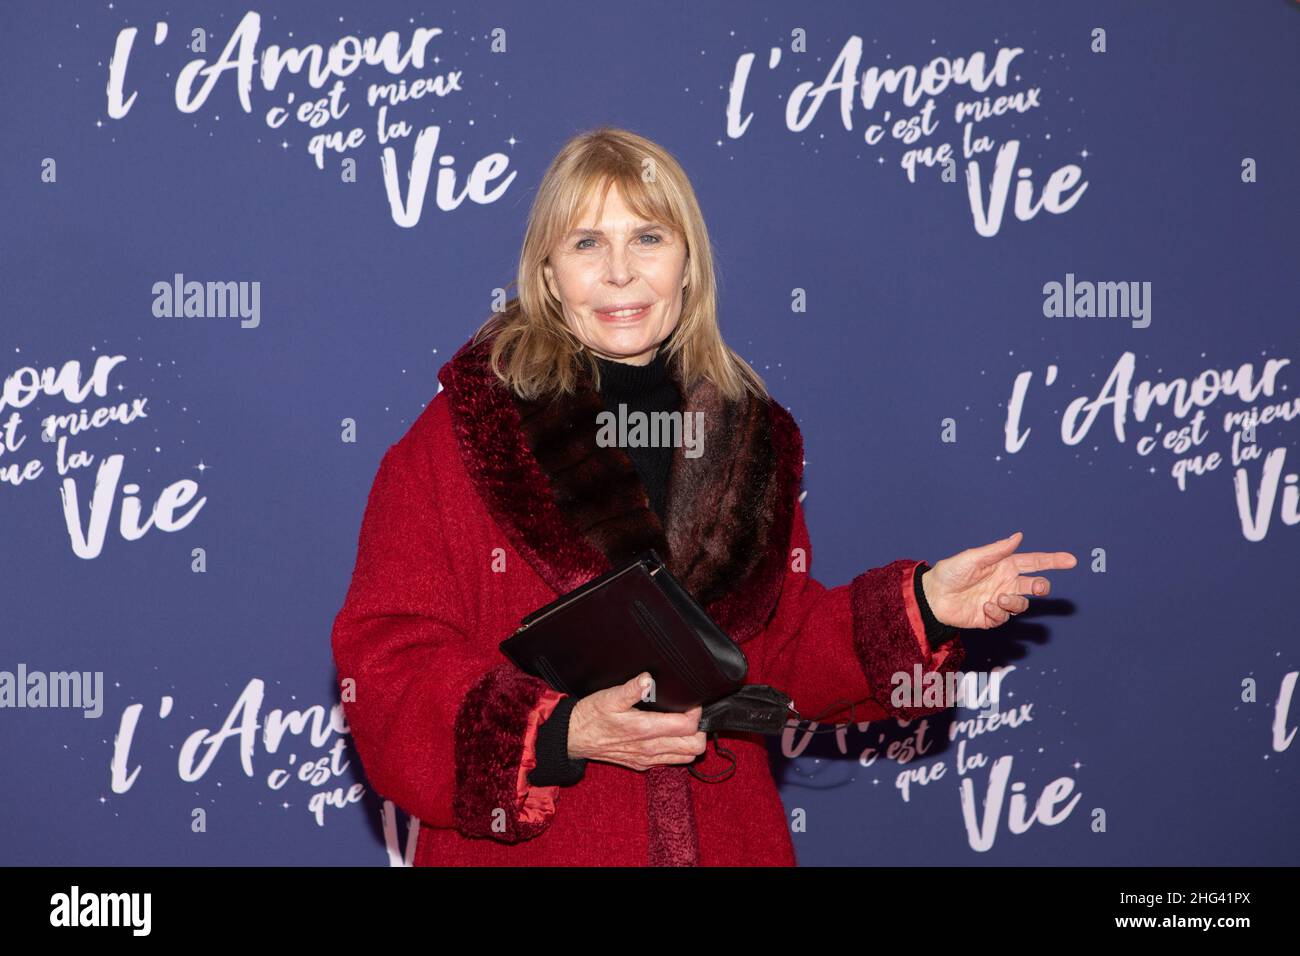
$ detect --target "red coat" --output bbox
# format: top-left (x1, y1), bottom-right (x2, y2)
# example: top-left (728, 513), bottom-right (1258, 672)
top-left (330, 332), bottom-right (965, 866)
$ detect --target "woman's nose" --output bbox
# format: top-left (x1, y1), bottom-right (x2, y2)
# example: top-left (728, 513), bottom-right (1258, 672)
top-left (603, 245), bottom-right (635, 283)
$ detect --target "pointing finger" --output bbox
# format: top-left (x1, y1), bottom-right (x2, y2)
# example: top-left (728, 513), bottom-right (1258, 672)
top-left (1013, 550), bottom-right (1078, 573)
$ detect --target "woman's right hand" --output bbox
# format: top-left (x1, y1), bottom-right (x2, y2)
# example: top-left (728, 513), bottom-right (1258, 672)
top-left (566, 672), bottom-right (707, 771)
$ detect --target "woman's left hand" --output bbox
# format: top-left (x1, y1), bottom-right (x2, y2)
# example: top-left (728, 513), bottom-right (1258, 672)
top-left (921, 531), bottom-right (1077, 630)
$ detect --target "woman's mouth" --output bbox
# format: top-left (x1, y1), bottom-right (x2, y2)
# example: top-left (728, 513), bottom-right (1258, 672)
top-left (595, 304), bottom-right (652, 322)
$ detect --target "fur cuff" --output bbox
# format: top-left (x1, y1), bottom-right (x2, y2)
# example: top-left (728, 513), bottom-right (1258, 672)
top-left (850, 559), bottom-right (967, 722)
top-left (453, 662), bottom-right (561, 842)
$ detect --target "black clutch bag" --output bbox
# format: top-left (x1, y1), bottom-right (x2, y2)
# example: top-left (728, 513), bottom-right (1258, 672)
top-left (499, 549), bottom-right (748, 712)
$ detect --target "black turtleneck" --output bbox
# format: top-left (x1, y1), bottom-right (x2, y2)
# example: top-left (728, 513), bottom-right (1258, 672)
top-left (591, 347), bottom-right (681, 521)
top-left (526, 348), bottom-right (957, 788)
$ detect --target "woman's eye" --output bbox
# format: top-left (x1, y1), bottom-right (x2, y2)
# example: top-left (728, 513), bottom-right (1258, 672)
top-left (575, 233), bottom-right (661, 250)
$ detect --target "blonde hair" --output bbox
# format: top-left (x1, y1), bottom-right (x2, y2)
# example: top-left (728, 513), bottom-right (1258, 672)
top-left (470, 126), bottom-right (768, 403)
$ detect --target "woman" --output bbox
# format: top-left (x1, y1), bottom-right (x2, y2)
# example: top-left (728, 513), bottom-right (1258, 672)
top-left (330, 127), bottom-right (1076, 866)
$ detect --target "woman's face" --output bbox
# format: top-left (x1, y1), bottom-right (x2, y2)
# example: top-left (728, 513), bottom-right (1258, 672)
top-left (543, 184), bottom-right (688, 365)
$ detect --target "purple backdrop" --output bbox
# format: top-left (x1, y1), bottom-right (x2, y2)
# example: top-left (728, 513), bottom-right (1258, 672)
top-left (1, 0), bottom-right (1296, 865)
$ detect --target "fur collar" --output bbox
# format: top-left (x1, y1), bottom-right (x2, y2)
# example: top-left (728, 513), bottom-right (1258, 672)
top-left (437, 332), bottom-right (803, 645)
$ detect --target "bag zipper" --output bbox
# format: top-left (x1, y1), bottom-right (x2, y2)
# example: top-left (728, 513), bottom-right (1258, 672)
top-left (511, 557), bottom-right (661, 634)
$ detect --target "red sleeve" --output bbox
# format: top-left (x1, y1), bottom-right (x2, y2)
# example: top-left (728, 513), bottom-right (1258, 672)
top-left (330, 430), bottom-right (563, 843)
top-left (515, 689), bottom-right (567, 821)
top-left (749, 498), bottom-right (967, 725)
